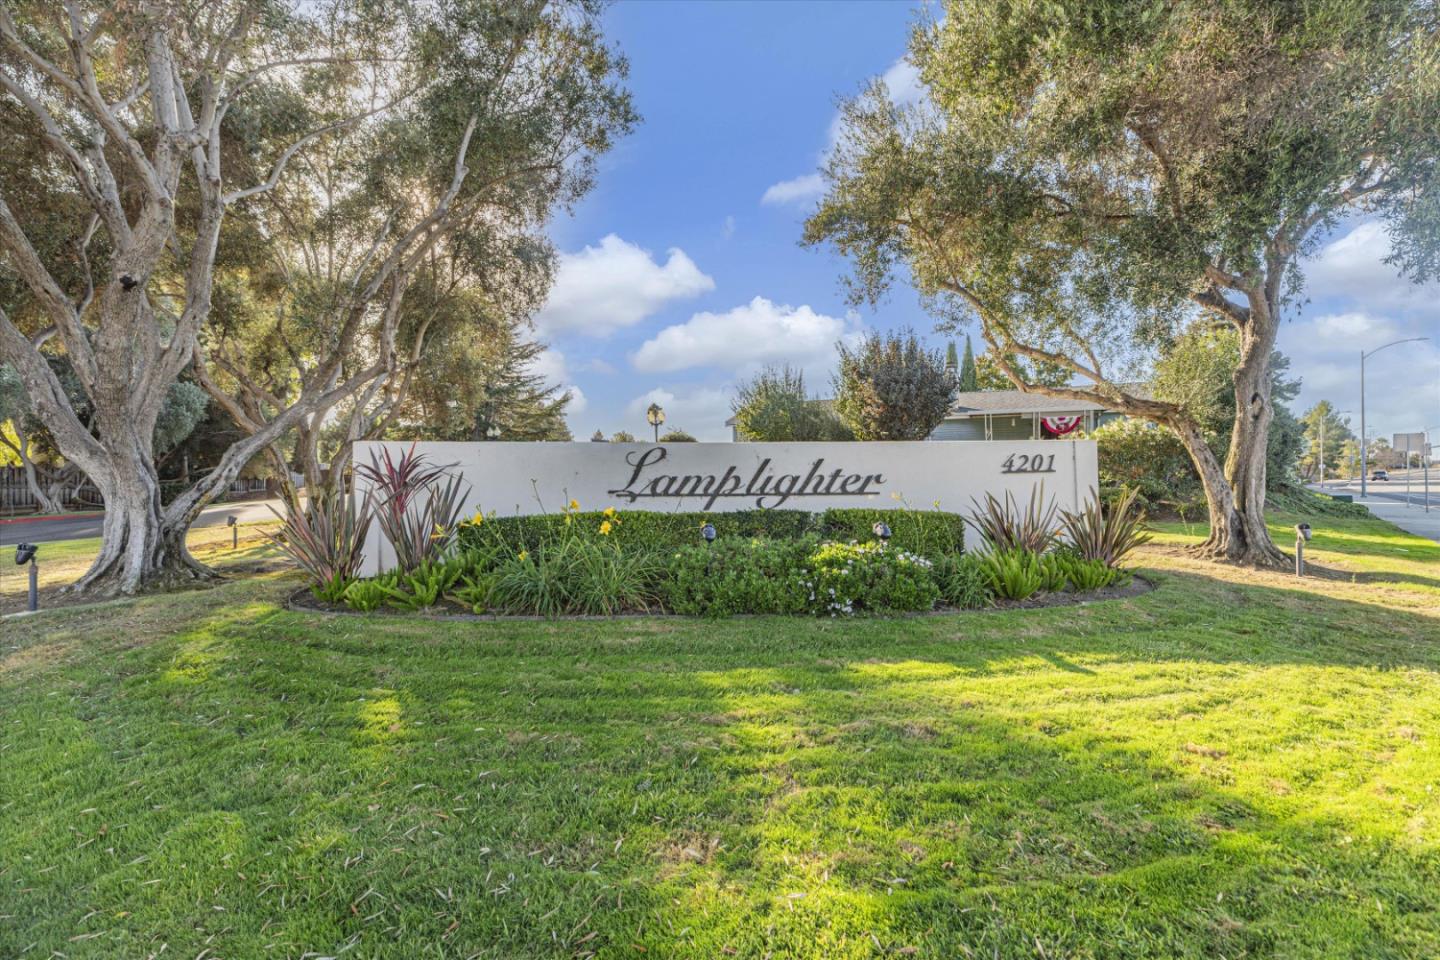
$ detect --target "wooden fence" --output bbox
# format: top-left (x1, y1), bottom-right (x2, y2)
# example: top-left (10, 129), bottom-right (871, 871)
top-left (1, 466), bottom-right (271, 515)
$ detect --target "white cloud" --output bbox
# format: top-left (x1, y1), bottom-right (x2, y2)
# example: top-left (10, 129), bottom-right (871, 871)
top-left (535, 234), bottom-right (714, 337)
top-left (880, 57), bottom-right (924, 107)
top-left (1304, 220), bottom-right (1438, 312)
top-left (1278, 310), bottom-right (1439, 440)
top-left (760, 173), bottom-right (825, 207)
top-left (624, 387), bottom-right (735, 442)
top-left (721, 214), bottom-right (736, 239)
top-left (1310, 311), bottom-right (1405, 343)
top-left (764, 54), bottom-right (928, 211)
top-left (631, 296), bottom-right (861, 378)
top-left (1278, 220), bottom-right (1440, 436)
top-left (526, 347), bottom-right (590, 420)
top-left (527, 346), bottom-right (568, 384)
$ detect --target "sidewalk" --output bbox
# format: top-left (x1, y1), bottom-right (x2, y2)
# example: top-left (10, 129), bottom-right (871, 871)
top-left (1355, 496), bottom-right (1440, 545)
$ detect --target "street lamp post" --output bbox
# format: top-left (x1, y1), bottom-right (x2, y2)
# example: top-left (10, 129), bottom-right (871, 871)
top-left (645, 402), bottom-right (666, 443)
top-left (1360, 338), bottom-right (1429, 499)
top-left (1426, 425), bottom-right (1439, 513)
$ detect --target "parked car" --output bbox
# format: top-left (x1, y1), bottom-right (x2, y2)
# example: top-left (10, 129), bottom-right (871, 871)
top-left (1371, 469), bottom-right (1389, 481)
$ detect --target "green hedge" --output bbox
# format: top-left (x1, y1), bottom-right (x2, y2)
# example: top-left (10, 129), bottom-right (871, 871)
top-left (456, 507), bottom-right (964, 557)
top-left (820, 508), bottom-right (965, 559)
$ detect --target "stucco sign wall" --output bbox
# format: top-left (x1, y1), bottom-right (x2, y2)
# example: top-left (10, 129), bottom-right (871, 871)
top-left (354, 439), bottom-right (1098, 574)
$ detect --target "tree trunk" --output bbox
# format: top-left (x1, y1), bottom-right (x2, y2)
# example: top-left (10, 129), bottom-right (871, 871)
top-left (7, 423), bottom-right (64, 515)
top-left (1171, 306), bottom-right (1289, 567)
top-left (1220, 326), bottom-right (1287, 565)
top-left (66, 420), bottom-right (215, 596)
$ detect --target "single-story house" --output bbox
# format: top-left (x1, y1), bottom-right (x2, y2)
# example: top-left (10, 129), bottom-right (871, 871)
top-left (726, 389), bottom-right (1125, 442)
top-left (930, 389), bottom-right (1124, 441)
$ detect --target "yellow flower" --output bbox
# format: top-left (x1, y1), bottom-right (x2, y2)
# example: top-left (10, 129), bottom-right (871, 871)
top-left (603, 506), bottom-right (617, 519)
top-left (891, 491), bottom-right (903, 501)
top-left (599, 520), bottom-right (613, 535)
top-left (564, 513), bottom-right (573, 526)
top-left (568, 499), bottom-right (580, 512)
top-left (430, 522), bottom-right (446, 540)
top-left (518, 549), bottom-right (529, 562)
top-left (471, 511), bottom-right (485, 525)
top-left (932, 499), bottom-right (941, 509)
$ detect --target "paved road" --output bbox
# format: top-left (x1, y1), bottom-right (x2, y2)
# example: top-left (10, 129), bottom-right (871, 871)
top-left (1309, 477), bottom-right (1440, 544)
top-left (0, 498), bottom-right (283, 547)
top-left (1313, 474), bottom-right (1439, 509)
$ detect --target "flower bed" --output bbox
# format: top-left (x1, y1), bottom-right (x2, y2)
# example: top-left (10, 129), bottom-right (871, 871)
top-left (455, 505), bottom-right (966, 558)
top-left (271, 447), bottom-right (1150, 620)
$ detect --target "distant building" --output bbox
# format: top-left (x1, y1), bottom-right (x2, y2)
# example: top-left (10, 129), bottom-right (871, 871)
top-left (930, 389), bottom-right (1124, 441)
top-left (726, 389), bottom-right (1125, 441)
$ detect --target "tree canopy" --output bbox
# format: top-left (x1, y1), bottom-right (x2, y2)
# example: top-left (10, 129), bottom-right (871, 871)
top-left (833, 329), bottom-right (954, 441)
top-left (0, 0), bottom-right (633, 591)
top-left (730, 364), bottom-right (851, 442)
top-left (805, 0), bottom-right (1438, 564)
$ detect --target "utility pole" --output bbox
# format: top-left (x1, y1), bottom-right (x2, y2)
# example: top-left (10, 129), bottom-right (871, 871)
top-left (1360, 338), bottom-right (1429, 498)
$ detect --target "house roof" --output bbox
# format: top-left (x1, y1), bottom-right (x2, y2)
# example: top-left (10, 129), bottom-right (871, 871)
top-left (946, 389), bottom-right (1116, 418)
top-left (724, 388), bottom-right (1131, 427)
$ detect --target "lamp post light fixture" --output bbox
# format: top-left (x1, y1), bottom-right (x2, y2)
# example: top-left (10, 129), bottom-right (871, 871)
top-left (700, 522), bottom-right (716, 545)
top-left (645, 403), bottom-right (666, 442)
top-left (226, 515), bottom-right (238, 550)
top-left (14, 542), bottom-right (38, 612)
top-left (1361, 337), bottom-right (1429, 498)
top-left (1293, 524), bottom-right (1312, 578)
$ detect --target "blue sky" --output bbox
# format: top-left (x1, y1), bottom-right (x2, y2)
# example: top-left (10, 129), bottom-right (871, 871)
top-left (536, 0), bottom-right (1440, 445)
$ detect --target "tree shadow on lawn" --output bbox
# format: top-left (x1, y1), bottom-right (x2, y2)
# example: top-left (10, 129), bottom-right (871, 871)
top-left (5, 568), bottom-right (1440, 958)
top-left (642, 690), bottom-right (1440, 958)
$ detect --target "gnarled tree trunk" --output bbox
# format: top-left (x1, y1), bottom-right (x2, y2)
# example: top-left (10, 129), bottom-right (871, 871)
top-left (2, 422), bottom-right (64, 515)
top-left (1213, 319), bottom-right (1287, 566)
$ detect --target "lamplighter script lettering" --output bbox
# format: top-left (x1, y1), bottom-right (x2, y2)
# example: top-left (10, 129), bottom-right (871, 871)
top-left (608, 446), bottom-right (886, 509)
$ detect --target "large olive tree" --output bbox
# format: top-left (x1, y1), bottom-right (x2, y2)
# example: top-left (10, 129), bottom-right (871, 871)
top-left (0, 0), bottom-right (631, 593)
top-left (806, 0), bottom-right (1438, 565)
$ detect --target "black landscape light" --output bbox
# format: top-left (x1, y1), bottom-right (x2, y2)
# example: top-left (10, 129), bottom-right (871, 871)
top-left (227, 514), bottom-right (238, 550)
top-left (873, 521), bottom-right (892, 543)
top-left (14, 542), bottom-right (38, 612)
top-left (701, 522), bottom-right (717, 545)
top-left (1294, 523), bottom-right (1312, 577)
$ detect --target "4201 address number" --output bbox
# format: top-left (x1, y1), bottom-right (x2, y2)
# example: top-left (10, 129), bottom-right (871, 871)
top-left (1001, 453), bottom-right (1056, 474)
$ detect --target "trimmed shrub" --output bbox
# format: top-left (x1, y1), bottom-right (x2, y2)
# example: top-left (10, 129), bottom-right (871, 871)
top-left (663, 538), bottom-right (815, 618)
top-left (819, 508), bottom-right (964, 557)
top-left (457, 507), bottom-right (964, 557)
top-left (804, 541), bottom-right (939, 615)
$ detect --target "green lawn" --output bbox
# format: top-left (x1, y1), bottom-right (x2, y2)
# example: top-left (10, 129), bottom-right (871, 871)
top-left (3, 515), bottom-right (1439, 958)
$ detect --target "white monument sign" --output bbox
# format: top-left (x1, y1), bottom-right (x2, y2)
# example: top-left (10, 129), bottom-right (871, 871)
top-left (354, 439), bottom-right (1098, 574)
